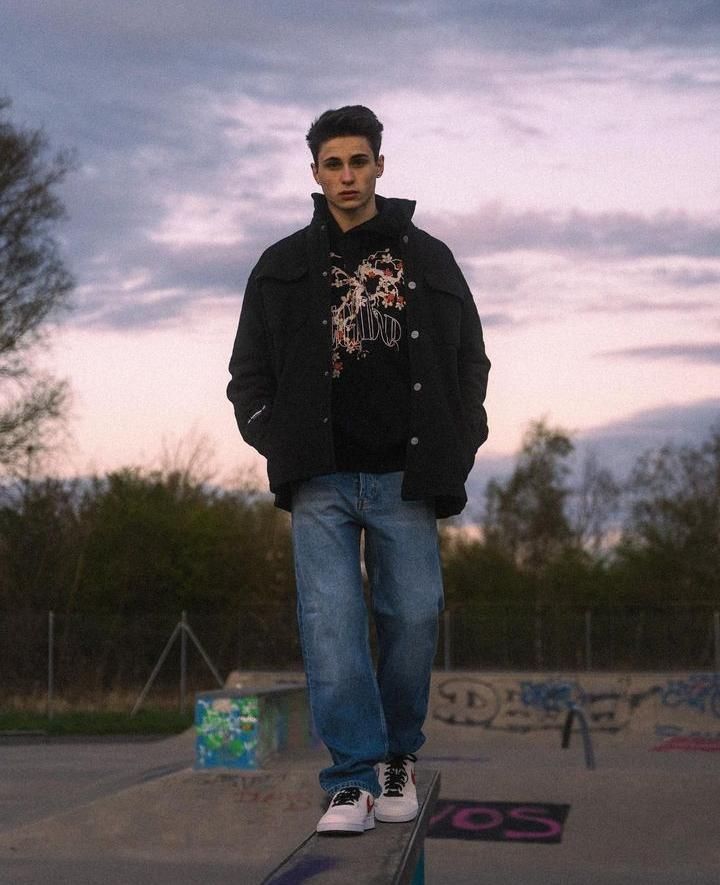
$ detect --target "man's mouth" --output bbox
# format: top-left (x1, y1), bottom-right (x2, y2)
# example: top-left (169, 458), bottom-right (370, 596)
top-left (339, 191), bottom-right (359, 197)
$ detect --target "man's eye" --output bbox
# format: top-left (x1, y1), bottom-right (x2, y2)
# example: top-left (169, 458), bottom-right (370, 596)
top-left (351, 158), bottom-right (369, 167)
top-left (324, 160), bottom-right (341, 169)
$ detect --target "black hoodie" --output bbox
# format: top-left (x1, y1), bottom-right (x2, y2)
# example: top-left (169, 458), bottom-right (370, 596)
top-left (323, 197), bottom-right (411, 473)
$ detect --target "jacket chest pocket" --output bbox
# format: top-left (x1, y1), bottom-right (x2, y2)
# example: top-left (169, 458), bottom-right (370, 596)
top-left (423, 271), bottom-right (465, 346)
top-left (260, 266), bottom-right (312, 337)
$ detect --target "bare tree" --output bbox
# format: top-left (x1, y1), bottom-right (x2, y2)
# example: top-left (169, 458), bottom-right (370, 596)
top-left (157, 429), bottom-right (218, 489)
top-left (0, 97), bottom-right (74, 475)
top-left (571, 450), bottom-right (621, 557)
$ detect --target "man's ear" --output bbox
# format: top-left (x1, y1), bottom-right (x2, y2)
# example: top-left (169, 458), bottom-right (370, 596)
top-left (311, 162), bottom-right (319, 184)
top-left (376, 154), bottom-right (384, 177)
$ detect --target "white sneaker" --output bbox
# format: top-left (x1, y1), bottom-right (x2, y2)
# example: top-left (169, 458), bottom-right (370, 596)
top-left (374, 754), bottom-right (418, 823)
top-left (316, 787), bottom-right (376, 834)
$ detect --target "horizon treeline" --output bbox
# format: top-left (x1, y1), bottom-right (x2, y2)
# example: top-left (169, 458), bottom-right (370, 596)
top-left (1, 419), bottom-right (718, 687)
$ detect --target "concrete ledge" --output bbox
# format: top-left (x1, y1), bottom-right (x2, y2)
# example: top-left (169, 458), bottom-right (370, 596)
top-left (195, 682), bottom-right (314, 769)
top-left (430, 670), bottom-right (720, 738)
top-left (262, 769), bottom-right (441, 885)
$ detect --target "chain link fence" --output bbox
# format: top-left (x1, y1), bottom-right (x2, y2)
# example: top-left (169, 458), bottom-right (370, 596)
top-left (0, 607), bottom-right (303, 711)
top-left (442, 604), bottom-right (720, 672)
top-left (1, 605), bottom-right (719, 712)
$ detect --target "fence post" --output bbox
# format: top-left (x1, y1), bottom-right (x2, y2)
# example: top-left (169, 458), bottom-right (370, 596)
top-left (585, 609), bottom-right (592, 672)
top-left (47, 610), bottom-right (55, 721)
top-left (502, 607), bottom-right (510, 668)
top-left (443, 609), bottom-right (452, 671)
top-left (237, 611), bottom-right (242, 671)
top-left (534, 602), bottom-right (544, 670)
top-left (714, 610), bottom-right (720, 673)
top-left (180, 610), bottom-right (188, 715)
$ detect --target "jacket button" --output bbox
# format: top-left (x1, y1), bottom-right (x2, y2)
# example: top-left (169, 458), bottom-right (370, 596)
top-left (324, 370), bottom-right (330, 377)
top-left (410, 330), bottom-right (419, 339)
top-left (407, 280), bottom-right (417, 289)
top-left (410, 436), bottom-right (419, 446)
top-left (322, 270), bottom-right (328, 277)
top-left (413, 382), bottom-right (422, 391)
top-left (402, 235), bottom-right (409, 243)
top-left (322, 417), bottom-right (329, 424)
top-left (322, 319), bottom-right (328, 325)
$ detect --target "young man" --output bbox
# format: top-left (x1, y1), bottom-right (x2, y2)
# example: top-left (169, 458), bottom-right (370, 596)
top-left (227, 106), bottom-right (490, 834)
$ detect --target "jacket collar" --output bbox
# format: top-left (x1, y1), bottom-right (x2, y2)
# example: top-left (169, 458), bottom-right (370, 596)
top-left (310, 193), bottom-right (416, 237)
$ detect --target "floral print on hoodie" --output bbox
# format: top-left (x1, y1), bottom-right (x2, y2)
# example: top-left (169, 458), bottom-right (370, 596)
top-left (329, 250), bottom-right (405, 378)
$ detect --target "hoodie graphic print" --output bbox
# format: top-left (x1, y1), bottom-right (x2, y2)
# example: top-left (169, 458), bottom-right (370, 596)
top-left (329, 249), bottom-right (405, 378)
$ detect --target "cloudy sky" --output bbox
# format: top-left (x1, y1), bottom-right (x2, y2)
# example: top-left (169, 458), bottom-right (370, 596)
top-left (2, 0), bottom-right (719, 494)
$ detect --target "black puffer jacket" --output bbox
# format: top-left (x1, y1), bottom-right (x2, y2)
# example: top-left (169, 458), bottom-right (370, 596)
top-left (227, 195), bottom-right (490, 518)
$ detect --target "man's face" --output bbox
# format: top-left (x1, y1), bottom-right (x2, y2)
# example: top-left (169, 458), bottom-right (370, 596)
top-left (311, 136), bottom-right (384, 229)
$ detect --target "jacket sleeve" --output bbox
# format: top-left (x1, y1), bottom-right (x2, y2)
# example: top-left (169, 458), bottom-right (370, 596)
top-left (226, 266), bottom-right (276, 457)
top-left (457, 266), bottom-right (491, 457)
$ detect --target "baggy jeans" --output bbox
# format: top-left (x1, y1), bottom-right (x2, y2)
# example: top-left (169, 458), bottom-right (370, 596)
top-left (291, 472), bottom-right (443, 797)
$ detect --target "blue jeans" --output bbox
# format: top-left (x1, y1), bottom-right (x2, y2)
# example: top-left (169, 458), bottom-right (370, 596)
top-left (291, 472), bottom-right (443, 797)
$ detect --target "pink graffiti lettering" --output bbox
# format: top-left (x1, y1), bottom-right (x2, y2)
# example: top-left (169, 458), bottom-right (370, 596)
top-left (653, 736), bottom-right (720, 752)
top-left (429, 803), bottom-right (458, 828)
top-left (503, 806), bottom-right (563, 840)
top-left (452, 807), bottom-right (505, 831)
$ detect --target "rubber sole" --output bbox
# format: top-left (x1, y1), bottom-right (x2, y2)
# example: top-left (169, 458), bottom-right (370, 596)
top-left (374, 804), bottom-right (418, 823)
top-left (316, 812), bottom-right (375, 834)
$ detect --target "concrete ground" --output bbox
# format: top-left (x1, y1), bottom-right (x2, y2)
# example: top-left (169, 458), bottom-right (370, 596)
top-left (422, 715), bottom-right (719, 884)
top-left (0, 731), bottom-right (324, 883)
top-left (1, 693), bottom-right (718, 883)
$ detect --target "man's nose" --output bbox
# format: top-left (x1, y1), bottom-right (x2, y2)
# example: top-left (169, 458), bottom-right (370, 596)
top-left (340, 164), bottom-right (355, 182)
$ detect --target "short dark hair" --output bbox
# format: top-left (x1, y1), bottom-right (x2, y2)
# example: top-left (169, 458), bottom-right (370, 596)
top-left (306, 105), bottom-right (383, 164)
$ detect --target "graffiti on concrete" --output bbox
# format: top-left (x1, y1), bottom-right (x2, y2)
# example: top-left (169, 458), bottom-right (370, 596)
top-left (428, 799), bottom-right (570, 843)
top-left (654, 722), bottom-right (720, 741)
top-left (195, 688), bottom-right (314, 769)
top-left (196, 771), bottom-right (316, 811)
top-left (195, 695), bottom-right (260, 767)
top-left (520, 681), bottom-right (578, 714)
top-left (660, 674), bottom-right (720, 718)
top-left (234, 772), bottom-right (314, 812)
top-left (433, 679), bottom-right (501, 727)
top-left (433, 677), bottom-right (628, 732)
top-left (432, 673), bottom-right (720, 734)
top-left (269, 856), bottom-right (338, 883)
top-left (653, 735), bottom-right (720, 752)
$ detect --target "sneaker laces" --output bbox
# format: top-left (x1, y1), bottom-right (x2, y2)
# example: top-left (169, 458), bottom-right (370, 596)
top-left (382, 754), bottom-right (417, 796)
top-left (330, 787), bottom-right (362, 807)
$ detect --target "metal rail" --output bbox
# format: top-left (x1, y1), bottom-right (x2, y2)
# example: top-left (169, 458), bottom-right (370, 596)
top-left (561, 702), bottom-right (596, 770)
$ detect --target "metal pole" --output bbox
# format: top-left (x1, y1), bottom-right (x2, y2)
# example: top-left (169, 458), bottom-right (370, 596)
top-left (585, 609), bottom-right (592, 672)
top-left (180, 610), bottom-right (188, 715)
top-left (561, 703), bottom-right (596, 770)
top-left (47, 610), bottom-right (55, 721)
top-left (183, 620), bottom-right (224, 687)
top-left (534, 602), bottom-right (543, 670)
top-left (714, 610), bottom-right (720, 673)
top-left (131, 621), bottom-right (182, 716)
top-left (443, 609), bottom-right (451, 671)
top-left (502, 607), bottom-right (510, 668)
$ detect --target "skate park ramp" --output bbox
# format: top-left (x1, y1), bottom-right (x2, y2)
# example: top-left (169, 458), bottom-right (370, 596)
top-left (0, 671), bottom-right (718, 884)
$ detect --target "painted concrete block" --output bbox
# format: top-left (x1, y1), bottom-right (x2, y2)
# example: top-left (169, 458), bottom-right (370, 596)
top-left (195, 686), bottom-right (313, 769)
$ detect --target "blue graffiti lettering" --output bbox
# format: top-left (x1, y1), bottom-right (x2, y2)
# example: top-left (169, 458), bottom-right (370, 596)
top-left (661, 674), bottom-right (720, 718)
